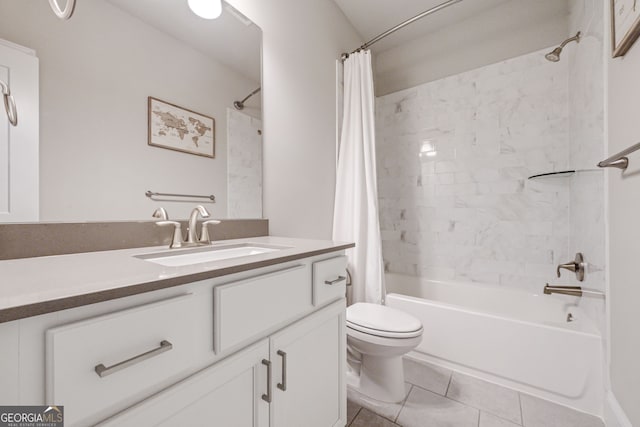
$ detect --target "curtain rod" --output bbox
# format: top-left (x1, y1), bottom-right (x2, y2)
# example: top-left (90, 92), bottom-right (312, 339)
top-left (341, 0), bottom-right (464, 60)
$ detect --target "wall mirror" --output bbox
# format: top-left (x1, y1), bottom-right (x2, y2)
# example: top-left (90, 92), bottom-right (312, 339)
top-left (0, 0), bottom-right (262, 222)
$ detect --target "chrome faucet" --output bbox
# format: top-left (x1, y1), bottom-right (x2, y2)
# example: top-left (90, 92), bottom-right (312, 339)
top-left (187, 205), bottom-right (210, 244)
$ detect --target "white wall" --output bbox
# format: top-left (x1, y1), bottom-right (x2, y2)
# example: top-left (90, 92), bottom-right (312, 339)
top-left (0, 0), bottom-right (259, 221)
top-left (606, 1), bottom-right (640, 425)
top-left (226, 0), bottom-right (361, 239)
top-left (374, 0), bottom-right (570, 96)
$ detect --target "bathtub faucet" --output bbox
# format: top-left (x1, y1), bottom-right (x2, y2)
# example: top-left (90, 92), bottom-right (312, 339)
top-left (556, 252), bottom-right (586, 281)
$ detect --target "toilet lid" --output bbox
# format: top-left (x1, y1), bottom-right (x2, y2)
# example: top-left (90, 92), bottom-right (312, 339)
top-left (346, 303), bottom-right (423, 339)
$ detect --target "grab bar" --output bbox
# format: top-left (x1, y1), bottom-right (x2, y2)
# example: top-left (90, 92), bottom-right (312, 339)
top-left (597, 142), bottom-right (640, 170)
top-left (0, 79), bottom-right (17, 127)
top-left (544, 284), bottom-right (605, 298)
top-left (146, 190), bottom-right (215, 203)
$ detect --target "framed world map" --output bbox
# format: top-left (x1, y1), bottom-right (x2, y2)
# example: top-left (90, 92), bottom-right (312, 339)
top-left (148, 97), bottom-right (215, 158)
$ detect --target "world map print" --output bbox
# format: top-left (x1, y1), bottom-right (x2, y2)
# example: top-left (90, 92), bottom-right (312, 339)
top-left (148, 97), bottom-right (215, 158)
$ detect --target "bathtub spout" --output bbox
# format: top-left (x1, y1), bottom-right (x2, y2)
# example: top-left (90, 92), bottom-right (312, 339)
top-left (544, 284), bottom-right (605, 298)
top-left (544, 285), bottom-right (583, 297)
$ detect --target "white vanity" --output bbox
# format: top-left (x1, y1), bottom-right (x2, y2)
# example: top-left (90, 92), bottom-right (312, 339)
top-left (0, 236), bottom-right (352, 427)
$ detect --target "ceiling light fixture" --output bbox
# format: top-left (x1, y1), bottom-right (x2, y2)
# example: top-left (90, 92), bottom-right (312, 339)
top-left (188, 0), bottom-right (222, 19)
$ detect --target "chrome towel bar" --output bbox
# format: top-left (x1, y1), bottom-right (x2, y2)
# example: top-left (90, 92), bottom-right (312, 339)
top-left (146, 190), bottom-right (215, 203)
top-left (597, 142), bottom-right (640, 170)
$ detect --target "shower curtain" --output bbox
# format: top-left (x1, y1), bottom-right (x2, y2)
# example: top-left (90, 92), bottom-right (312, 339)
top-left (333, 50), bottom-right (386, 304)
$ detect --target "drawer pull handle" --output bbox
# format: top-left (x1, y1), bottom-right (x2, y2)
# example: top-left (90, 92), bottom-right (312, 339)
top-left (277, 350), bottom-right (287, 391)
top-left (94, 340), bottom-right (173, 378)
top-left (324, 276), bottom-right (346, 285)
top-left (261, 359), bottom-right (272, 403)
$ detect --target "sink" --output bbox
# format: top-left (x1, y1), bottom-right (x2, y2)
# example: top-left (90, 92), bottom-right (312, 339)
top-left (136, 243), bottom-right (289, 267)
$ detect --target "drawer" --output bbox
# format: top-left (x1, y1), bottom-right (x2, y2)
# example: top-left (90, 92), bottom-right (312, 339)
top-left (97, 339), bottom-right (269, 427)
top-left (46, 294), bottom-right (197, 427)
top-left (214, 264), bottom-right (311, 354)
top-left (312, 256), bottom-right (348, 306)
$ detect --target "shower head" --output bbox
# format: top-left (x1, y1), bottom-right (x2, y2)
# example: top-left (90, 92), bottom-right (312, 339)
top-left (233, 87), bottom-right (261, 110)
top-left (545, 31), bottom-right (581, 62)
top-left (545, 47), bottom-right (562, 62)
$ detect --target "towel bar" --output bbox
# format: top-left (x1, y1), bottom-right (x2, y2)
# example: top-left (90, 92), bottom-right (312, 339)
top-left (145, 191), bottom-right (215, 202)
top-left (597, 142), bottom-right (640, 170)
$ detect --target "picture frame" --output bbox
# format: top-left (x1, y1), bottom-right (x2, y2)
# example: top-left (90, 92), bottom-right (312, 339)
top-left (611, 0), bottom-right (640, 57)
top-left (148, 97), bottom-right (215, 158)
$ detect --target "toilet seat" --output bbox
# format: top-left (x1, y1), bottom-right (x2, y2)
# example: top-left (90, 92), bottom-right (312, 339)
top-left (346, 303), bottom-right (423, 339)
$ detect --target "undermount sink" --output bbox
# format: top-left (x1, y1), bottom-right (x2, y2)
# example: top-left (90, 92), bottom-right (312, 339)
top-left (136, 243), bottom-right (290, 267)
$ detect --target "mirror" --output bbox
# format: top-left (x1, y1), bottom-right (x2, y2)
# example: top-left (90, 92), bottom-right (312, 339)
top-left (0, 0), bottom-right (262, 222)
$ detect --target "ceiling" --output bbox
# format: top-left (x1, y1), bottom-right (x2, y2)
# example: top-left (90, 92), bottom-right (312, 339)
top-left (333, 0), bottom-right (523, 53)
top-left (108, 0), bottom-right (261, 83)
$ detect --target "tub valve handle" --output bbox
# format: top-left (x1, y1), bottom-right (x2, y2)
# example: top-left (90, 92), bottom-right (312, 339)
top-left (556, 252), bottom-right (585, 282)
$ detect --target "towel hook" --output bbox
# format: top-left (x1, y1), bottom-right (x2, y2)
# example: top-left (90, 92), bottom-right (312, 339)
top-left (0, 80), bottom-right (17, 127)
top-left (48, 0), bottom-right (76, 20)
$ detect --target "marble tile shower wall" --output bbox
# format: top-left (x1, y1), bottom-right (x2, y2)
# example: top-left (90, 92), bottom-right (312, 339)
top-left (376, 49), bottom-right (572, 291)
top-left (227, 108), bottom-right (263, 218)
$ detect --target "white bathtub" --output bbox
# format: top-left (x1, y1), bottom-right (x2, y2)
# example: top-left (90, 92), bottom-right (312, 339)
top-left (385, 273), bottom-right (603, 416)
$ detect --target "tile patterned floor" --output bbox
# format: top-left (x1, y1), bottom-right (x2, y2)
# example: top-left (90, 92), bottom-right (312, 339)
top-left (347, 358), bottom-right (605, 427)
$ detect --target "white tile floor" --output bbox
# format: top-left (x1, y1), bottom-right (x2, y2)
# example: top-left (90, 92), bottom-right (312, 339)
top-left (347, 358), bottom-right (605, 427)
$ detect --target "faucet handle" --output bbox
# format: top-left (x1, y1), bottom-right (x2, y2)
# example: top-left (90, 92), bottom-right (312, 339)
top-left (556, 252), bottom-right (585, 282)
top-left (199, 220), bottom-right (221, 243)
top-left (155, 220), bottom-right (184, 249)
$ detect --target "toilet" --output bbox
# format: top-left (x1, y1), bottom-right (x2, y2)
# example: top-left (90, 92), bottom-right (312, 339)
top-left (346, 302), bottom-right (423, 403)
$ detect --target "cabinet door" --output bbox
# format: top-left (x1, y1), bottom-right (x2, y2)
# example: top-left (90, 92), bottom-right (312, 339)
top-left (270, 300), bottom-right (346, 427)
top-left (98, 339), bottom-right (270, 427)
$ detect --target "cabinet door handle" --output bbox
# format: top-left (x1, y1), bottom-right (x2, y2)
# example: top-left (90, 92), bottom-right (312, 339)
top-left (324, 276), bottom-right (346, 285)
top-left (261, 359), bottom-right (272, 403)
top-left (277, 350), bottom-right (287, 391)
top-left (94, 340), bottom-right (173, 378)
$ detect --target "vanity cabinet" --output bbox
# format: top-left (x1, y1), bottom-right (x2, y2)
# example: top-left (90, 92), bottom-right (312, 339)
top-left (0, 250), bottom-right (349, 426)
top-left (99, 300), bottom-right (346, 427)
top-left (270, 300), bottom-right (346, 427)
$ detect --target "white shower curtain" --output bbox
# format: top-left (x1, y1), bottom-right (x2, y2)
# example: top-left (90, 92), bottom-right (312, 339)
top-left (333, 50), bottom-right (386, 304)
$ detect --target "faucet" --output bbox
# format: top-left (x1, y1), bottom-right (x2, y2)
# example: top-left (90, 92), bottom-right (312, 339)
top-left (153, 206), bottom-right (219, 249)
top-left (556, 252), bottom-right (586, 282)
top-left (187, 205), bottom-right (210, 244)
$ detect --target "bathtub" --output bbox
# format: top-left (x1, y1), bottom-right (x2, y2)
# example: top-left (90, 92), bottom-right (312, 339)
top-left (385, 273), bottom-right (603, 416)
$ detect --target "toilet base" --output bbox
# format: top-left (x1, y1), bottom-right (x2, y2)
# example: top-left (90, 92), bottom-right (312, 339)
top-left (347, 354), bottom-right (406, 403)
